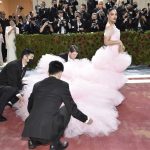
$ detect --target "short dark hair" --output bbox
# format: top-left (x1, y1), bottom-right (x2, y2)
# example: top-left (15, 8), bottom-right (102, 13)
top-left (69, 45), bottom-right (79, 53)
top-left (58, 10), bottom-right (64, 14)
top-left (81, 3), bottom-right (86, 9)
top-left (107, 8), bottom-right (116, 14)
top-left (49, 61), bottom-right (64, 75)
top-left (21, 48), bottom-right (34, 58)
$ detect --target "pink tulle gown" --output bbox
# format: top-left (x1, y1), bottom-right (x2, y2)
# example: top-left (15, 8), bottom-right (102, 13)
top-left (15, 25), bottom-right (131, 138)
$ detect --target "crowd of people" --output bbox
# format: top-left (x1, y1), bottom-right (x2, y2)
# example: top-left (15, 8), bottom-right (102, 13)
top-left (0, 0), bottom-right (150, 65)
top-left (1, 0), bottom-right (150, 35)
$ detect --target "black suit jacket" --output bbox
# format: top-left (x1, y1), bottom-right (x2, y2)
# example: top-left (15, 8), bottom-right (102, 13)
top-left (0, 18), bottom-right (7, 36)
top-left (22, 77), bottom-right (88, 140)
top-left (59, 53), bottom-right (68, 62)
top-left (48, 7), bottom-right (58, 22)
top-left (24, 23), bottom-right (40, 34)
top-left (0, 60), bottom-right (26, 92)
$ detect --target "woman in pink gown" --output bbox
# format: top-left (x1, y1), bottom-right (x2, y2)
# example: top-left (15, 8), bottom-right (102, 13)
top-left (15, 8), bottom-right (131, 138)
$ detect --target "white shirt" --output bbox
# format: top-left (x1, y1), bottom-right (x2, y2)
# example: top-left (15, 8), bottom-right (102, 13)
top-left (68, 55), bottom-right (74, 62)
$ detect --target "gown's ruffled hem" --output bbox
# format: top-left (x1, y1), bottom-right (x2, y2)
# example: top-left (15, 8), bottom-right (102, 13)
top-left (15, 44), bottom-right (131, 137)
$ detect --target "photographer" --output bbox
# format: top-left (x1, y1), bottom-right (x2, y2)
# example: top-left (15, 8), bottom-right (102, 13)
top-left (80, 4), bottom-right (91, 22)
top-left (24, 17), bottom-right (39, 34)
top-left (68, 5), bottom-right (75, 20)
top-left (93, 1), bottom-right (107, 16)
top-left (123, 4), bottom-right (137, 31)
top-left (79, 3), bottom-right (90, 31)
top-left (116, 1), bottom-right (126, 31)
top-left (40, 18), bottom-right (54, 34)
top-left (105, 0), bottom-right (115, 10)
top-left (71, 11), bottom-right (86, 33)
top-left (136, 8), bottom-right (149, 31)
top-left (54, 10), bottom-right (70, 34)
top-left (62, 2), bottom-right (70, 21)
top-left (88, 13), bottom-right (100, 32)
top-left (57, 0), bottom-right (66, 10)
top-left (87, 0), bottom-right (98, 15)
top-left (147, 3), bottom-right (150, 30)
top-left (17, 16), bottom-right (25, 34)
top-left (38, 1), bottom-right (49, 20)
top-left (67, 0), bottom-right (78, 12)
top-left (48, 0), bottom-right (58, 22)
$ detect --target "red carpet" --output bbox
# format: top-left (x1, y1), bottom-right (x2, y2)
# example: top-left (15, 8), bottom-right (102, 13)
top-left (0, 83), bottom-right (150, 150)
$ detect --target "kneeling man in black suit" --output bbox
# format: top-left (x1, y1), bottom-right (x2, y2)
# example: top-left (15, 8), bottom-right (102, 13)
top-left (22, 60), bottom-right (93, 150)
top-left (59, 45), bottom-right (79, 62)
top-left (0, 48), bottom-right (34, 122)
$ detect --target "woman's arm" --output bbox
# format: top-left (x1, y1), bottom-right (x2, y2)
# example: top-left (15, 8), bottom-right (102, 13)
top-left (104, 36), bottom-right (121, 46)
top-left (104, 26), bottom-right (125, 52)
top-left (6, 26), bottom-right (15, 36)
top-left (104, 26), bottom-right (121, 46)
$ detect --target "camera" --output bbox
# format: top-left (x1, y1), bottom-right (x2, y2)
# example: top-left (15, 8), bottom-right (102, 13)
top-left (128, 11), bottom-right (133, 18)
top-left (97, 9), bottom-right (104, 15)
top-left (47, 21), bottom-right (52, 25)
top-left (91, 20), bottom-right (98, 29)
top-left (59, 19), bottom-right (66, 26)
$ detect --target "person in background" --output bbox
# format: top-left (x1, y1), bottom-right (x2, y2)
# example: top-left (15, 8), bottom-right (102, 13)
top-left (0, 23), bottom-right (4, 66)
top-left (40, 18), bottom-right (54, 34)
top-left (5, 20), bottom-right (19, 62)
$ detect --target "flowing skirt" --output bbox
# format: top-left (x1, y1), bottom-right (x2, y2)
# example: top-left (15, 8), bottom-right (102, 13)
top-left (15, 45), bottom-right (131, 137)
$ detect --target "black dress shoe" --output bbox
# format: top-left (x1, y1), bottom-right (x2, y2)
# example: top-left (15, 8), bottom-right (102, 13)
top-left (50, 141), bottom-right (69, 150)
top-left (0, 115), bottom-right (7, 122)
top-left (28, 139), bottom-right (37, 149)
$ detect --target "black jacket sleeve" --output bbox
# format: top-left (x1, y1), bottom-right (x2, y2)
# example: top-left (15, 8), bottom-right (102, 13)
top-left (27, 84), bottom-right (37, 113)
top-left (7, 65), bottom-right (21, 91)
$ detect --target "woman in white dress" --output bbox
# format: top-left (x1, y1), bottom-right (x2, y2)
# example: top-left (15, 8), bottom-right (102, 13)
top-left (0, 23), bottom-right (4, 66)
top-left (5, 20), bottom-right (19, 62)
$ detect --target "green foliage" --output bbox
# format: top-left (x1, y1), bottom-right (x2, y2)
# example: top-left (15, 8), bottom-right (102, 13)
top-left (16, 32), bottom-right (150, 68)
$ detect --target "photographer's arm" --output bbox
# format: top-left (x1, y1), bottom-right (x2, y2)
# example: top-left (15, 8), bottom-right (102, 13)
top-left (48, 24), bottom-right (54, 33)
top-left (40, 22), bottom-right (48, 33)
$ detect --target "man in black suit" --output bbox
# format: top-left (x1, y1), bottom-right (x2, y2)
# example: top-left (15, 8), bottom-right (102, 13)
top-left (0, 48), bottom-right (34, 122)
top-left (48, 0), bottom-right (58, 22)
top-left (59, 45), bottom-right (78, 62)
top-left (38, 1), bottom-right (49, 20)
top-left (22, 61), bottom-right (93, 150)
top-left (0, 11), bottom-right (8, 62)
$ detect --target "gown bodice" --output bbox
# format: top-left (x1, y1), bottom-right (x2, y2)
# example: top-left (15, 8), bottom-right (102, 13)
top-left (104, 25), bottom-right (120, 41)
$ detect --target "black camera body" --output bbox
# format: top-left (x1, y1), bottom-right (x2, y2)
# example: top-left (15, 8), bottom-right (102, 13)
top-left (48, 21), bottom-right (52, 25)
top-left (59, 19), bottom-right (66, 26)
top-left (91, 20), bottom-right (98, 29)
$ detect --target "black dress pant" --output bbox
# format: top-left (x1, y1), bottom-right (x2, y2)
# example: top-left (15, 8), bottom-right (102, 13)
top-left (30, 106), bottom-right (71, 145)
top-left (0, 86), bottom-right (17, 115)
top-left (2, 43), bottom-right (7, 62)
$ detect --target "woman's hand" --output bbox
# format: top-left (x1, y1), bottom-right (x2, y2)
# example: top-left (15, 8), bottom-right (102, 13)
top-left (119, 41), bottom-right (125, 53)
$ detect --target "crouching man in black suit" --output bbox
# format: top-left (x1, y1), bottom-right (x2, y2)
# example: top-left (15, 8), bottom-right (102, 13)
top-left (0, 48), bottom-right (34, 122)
top-left (22, 61), bottom-right (93, 150)
top-left (59, 45), bottom-right (79, 62)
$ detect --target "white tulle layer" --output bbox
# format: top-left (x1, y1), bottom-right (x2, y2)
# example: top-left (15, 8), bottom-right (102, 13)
top-left (14, 46), bottom-right (131, 138)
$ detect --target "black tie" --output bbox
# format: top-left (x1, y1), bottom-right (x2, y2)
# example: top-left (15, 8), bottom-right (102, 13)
top-left (21, 67), bottom-right (26, 79)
